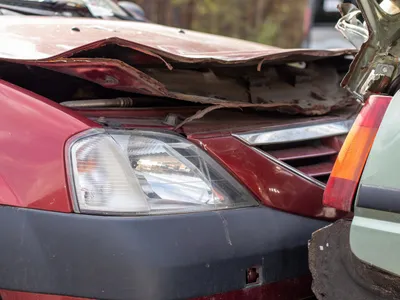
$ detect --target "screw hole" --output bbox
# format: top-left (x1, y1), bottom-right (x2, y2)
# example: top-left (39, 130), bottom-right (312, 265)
top-left (246, 266), bottom-right (261, 285)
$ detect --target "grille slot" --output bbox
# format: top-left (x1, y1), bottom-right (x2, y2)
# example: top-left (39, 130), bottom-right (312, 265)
top-left (297, 162), bottom-right (334, 179)
top-left (266, 141), bottom-right (337, 161)
top-left (234, 120), bottom-right (354, 186)
top-left (258, 138), bottom-right (339, 184)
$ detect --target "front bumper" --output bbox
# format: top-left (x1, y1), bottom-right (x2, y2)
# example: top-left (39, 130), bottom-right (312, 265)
top-left (0, 205), bottom-right (328, 300)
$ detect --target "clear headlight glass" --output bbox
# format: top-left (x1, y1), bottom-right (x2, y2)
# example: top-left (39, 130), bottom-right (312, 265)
top-left (67, 129), bottom-right (257, 215)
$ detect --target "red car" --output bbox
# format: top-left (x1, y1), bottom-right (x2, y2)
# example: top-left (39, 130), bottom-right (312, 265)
top-left (0, 16), bottom-right (355, 300)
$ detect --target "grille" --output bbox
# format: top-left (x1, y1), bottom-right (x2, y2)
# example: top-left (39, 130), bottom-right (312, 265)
top-left (233, 120), bottom-right (354, 186)
top-left (257, 136), bottom-right (346, 184)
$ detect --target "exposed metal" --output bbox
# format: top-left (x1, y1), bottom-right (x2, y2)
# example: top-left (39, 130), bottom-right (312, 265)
top-left (0, 16), bottom-right (358, 116)
top-left (248, 63), bottom-right (353, 115)
top-left (233, 119), bottom-right (354, 146)
top-left (336, 3), bottom-right (368, 49)
top-left (340, 0), bottom-right (400, 100)
top-left (162, 114), bottom-right (183, 127)
top-left (60, 97), bottom-right (134, 108)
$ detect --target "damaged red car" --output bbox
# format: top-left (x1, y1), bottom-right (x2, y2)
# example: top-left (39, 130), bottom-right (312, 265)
top-left (0, 15), bottom-right (356, 300)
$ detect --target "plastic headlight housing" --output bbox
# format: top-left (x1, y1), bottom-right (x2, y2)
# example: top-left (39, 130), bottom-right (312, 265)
top-left (66, 129), bottom-right (258, 215)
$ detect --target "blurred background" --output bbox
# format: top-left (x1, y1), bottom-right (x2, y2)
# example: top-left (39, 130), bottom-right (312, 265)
top-left (0, 0), bottom-right (355, 49)
top-left (131, 0), bottom-right (354, 49)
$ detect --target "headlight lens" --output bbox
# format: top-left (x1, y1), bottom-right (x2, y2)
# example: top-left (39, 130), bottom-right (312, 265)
top-left (67, 129), bottom-right (257, 215)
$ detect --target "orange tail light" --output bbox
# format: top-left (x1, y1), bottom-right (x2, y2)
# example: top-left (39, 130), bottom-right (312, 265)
top-left (323, 95), bottom-right (392, 212)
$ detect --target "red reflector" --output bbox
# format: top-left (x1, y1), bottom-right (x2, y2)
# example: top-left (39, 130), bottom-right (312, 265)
top-left (358, 96), bottom-right (391, 128)
top-left (323, 95), bottom-right (392, 211)
top-left (323, 177), bottom-right (358, 210)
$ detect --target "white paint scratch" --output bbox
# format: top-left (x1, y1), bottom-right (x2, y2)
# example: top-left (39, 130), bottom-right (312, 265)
top-left (216, 212), bottom-right (232, 246)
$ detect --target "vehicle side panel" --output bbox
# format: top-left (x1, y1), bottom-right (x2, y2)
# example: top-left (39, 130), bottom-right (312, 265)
top-left (351, 91), bottom-right (400, 276)
top-left (189, 135), bottom-right (343, 220)
top-left (0, 80), bottom-right (97, 212)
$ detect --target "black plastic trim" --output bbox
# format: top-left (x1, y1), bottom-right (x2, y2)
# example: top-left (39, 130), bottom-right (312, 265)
top-left (358, 184), bottom-right (400, 213)
top-left (0, 206), bottom-right (328, 300)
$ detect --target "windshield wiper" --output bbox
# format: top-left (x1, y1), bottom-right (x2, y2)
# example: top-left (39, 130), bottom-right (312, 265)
top-left (0, 0), bottom-right (135, 20)
top-left (0, 0), bottom-right (92, 16)
top-left (0, 3), bottom-right (57, 15)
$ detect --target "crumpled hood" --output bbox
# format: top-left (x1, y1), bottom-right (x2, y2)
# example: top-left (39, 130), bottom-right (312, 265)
top-left (0, 16), bottom-right (353, 62)
top-left (0, 16), bottom-right (357, 116)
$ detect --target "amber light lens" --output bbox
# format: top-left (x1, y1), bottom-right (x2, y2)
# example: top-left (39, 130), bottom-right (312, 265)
top-left (323, 95), bottom-right (392, 211)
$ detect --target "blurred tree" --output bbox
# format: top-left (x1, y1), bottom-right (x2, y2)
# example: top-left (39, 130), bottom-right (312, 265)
top-left (133, 0), bottom-right (308, 48)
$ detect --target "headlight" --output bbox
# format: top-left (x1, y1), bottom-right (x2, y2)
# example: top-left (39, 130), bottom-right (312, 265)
top-left (66, 129), bottom-right (258, 215)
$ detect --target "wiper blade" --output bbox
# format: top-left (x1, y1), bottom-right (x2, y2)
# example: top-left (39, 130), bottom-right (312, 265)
top-left (0, 0), bottom-right (91, 16)
top-left (0, 0), bottom-right (139, 20)
top-left (0, 3), bottom-right (56, 15)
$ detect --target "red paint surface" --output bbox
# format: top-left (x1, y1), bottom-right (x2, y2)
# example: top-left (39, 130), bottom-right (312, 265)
top-left (0, 80), bottom-right (98, 212)
top-left (0, 16), bottom-right (353, 62)
top-left (298, 162), bottom-right (334, 177)
top-left (357, 95), bottom-right (392, 129)
top-left (0, 291), bottom-right (90, 300)
top-left (37, 60), bottom-right (169, 96)
top-left (0, 276), bottom-right (312, 300)
top-left (189, 135), bottom-right (344, 220)
top-left (68, 111), bottom-right (346, 220)
top-left (80, 107), bottom-right (352, 137)
top-left (80, 107), bottom-right (201, 118)
top-left (0, 84), bottom-right (323, 299)
top-left (194, 276), bottom-right (313, 300)
top-left (0, 81), bottom-right (346, 217)
top-left (323, 176), bottom-right (357, 212)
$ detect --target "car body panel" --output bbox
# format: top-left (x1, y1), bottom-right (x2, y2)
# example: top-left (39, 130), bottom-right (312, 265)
top-left (0, 75), bottom-right (351, 219)
top-left (78, 108), bottom-right (351, 220)
top-left (189, 135), bottom-right (342, 220)
top-left (81, 106), bottom-right (354, 136)
top-left (350, 91), bottom-right (400, 276)
top-left (0, 205), bottom-right (327, 300)
top-left (0, 80), bottom-right (98, 212)
top-left (9, 57), bottom-right (353, 116)
top-left (0, 16), bottom-right (356, 116)
top-left (0, 292), bottom-right (89, 300)
top-left (0, 80), bottom-right (343, 299)
top-left (0, 16), bottom-right (354, 62)
top-left (0, 14), bottom-right (356, 300)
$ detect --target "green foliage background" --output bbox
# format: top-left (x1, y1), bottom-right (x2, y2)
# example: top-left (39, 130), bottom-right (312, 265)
top-left (134, 0), bottom-right (308, 48)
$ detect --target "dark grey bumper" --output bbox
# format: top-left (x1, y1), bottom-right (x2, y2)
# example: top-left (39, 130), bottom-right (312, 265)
top-left (0, 206), bottom-right (328, 300)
